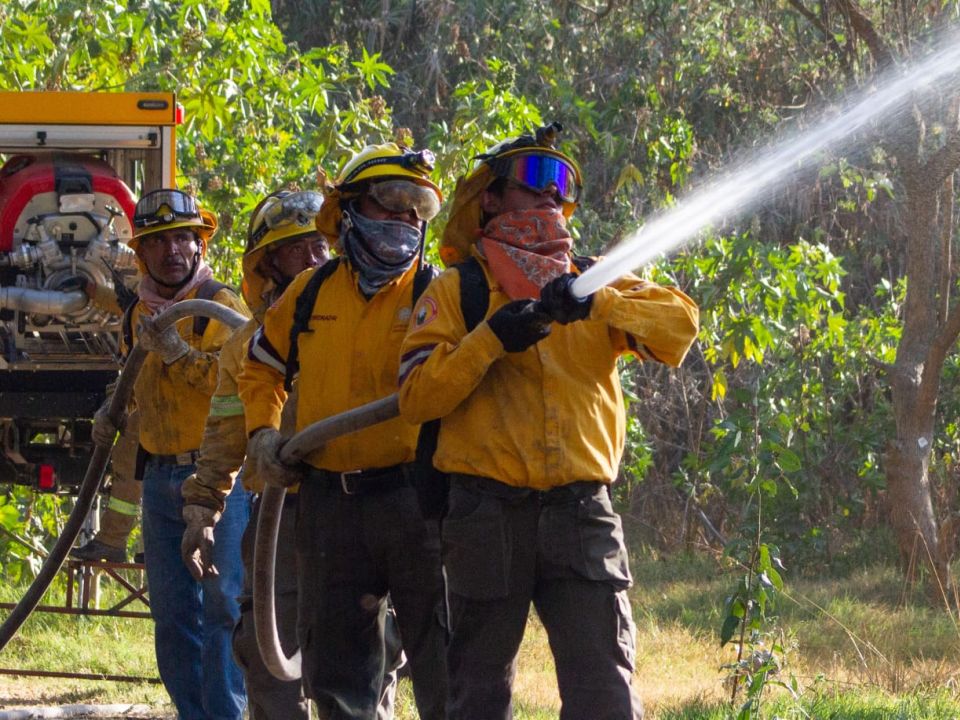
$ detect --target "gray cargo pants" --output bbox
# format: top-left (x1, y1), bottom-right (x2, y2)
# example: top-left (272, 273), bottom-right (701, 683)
top-left (296, 468), bottom-right (447, 720)
top-left (233, 494), bottom-right (404, 720)
top-left (442, 474), bottom-right (643, 720)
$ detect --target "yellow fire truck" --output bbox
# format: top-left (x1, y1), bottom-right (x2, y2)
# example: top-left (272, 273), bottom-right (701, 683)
top-left (0, 91), bottom-right (180, 491)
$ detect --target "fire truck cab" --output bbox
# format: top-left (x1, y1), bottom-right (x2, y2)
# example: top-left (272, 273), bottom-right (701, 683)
top-left (0, 92), bottom-right (179, 491)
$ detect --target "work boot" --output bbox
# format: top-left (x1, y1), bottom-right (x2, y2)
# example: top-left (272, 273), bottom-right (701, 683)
top-left (69, 539), bottom-right (126, 563)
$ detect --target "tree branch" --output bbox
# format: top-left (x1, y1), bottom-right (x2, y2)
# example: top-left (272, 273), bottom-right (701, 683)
top-left (786, 0), bottom-right (827, 35)
top-left (566, 0), bottom-right (618, 21)
top-left (937, 173), bottom-right (954, 329)
top-left (923, 99), bottom-right (960, 186)
top-left (834, 0), bottom-right (894, 69)
top-left (928, 282), bottom-right (960, 380)
top-left (785, 0), bottom-right (850, 76)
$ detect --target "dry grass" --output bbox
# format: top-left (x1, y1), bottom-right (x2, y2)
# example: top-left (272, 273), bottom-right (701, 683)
top-left (3, 551), bottom-right (960, 718)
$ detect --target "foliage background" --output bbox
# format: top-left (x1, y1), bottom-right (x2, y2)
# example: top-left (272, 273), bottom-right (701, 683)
top-left (1, 0), bottom-right (960, 585)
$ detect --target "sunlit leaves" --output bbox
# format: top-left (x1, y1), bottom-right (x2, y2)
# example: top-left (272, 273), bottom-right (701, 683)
top-left (0, 0), bottom-right (398, 282)
top-left (352, 48), bottom-right (394, 91)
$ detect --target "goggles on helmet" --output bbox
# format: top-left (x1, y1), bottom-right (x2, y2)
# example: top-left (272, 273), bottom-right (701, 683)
top-left (367, 180), bottom-right (441, 221)
top-left (497, 153), bottom-right (580, 204)
top-left (134, 189), bottom-right (200, 228)
top-left (340, 149), bottom-right (436, 186)
top-left (250, 191), bottom-right (324, 244)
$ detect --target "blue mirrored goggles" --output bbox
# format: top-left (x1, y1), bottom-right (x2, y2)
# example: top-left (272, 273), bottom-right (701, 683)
top-left (497, 154), bottom-right (580, 204)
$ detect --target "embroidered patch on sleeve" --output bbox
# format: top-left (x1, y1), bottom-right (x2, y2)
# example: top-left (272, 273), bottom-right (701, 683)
top-left (413, 297), bottom-right (439, 328)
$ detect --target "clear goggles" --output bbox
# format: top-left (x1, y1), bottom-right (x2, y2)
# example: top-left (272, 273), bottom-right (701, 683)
top-left (251, 191), bottom-right (324, 243)
top-left (367, 180), bottom-right (440, 221)
top-left (499, 154), bottom-right (580, 204)
top-left (134, 189), bottom-right (200, 228)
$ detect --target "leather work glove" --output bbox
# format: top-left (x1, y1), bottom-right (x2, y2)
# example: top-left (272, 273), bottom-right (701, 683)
top-left (92, 401), bottom-right (124, 447)
top-left (137, 316), bottom-right (190, 365)
top-left (487, 299), bottom-right (552, 353)
top-left (247, 427), bottom-right (305, 489)
top-left (181, 503), bottom-right (221, 581)
top-left (539, 273), bottom-right (593, 324)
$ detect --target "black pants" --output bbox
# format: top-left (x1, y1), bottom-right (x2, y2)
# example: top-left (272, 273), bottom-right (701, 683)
top-left (442, 475), bottom-right (643, 720)
top-left (296, 471), bottom-right (447, 720)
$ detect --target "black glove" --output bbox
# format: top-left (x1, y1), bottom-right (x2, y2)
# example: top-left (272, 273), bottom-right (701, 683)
top-left (539, 273), bottom-right (593, 324)
top-left (487, 300), bottom-right (552, 353)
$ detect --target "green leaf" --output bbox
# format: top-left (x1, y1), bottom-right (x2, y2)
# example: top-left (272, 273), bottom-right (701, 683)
top-left (720, 612), bottom-right (741, 647)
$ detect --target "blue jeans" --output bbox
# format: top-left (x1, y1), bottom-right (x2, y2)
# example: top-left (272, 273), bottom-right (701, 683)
top-left (142, 458), bottom-right (250, 720)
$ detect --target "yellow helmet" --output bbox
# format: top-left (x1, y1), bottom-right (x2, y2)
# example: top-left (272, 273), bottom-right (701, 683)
top-left (440, 122), bottom-right (581, 266)
top-left (316, 142), bottom-right (443, 244)
top-left (130, 188), bottom-right (217, 255)
top-left (241, 190), bottom-right (325, 310)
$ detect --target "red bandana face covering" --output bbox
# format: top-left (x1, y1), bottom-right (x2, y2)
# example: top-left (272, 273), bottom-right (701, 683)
top-left (478, 209), bottom-right (572, 300)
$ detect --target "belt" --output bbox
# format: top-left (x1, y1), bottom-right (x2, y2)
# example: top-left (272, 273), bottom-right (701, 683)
top-left (147, 450), bottom-right (200, 466)
top-left (308, 463), bottom-right (414, 496)
top-left (450, 474), bottom-right (606, 505)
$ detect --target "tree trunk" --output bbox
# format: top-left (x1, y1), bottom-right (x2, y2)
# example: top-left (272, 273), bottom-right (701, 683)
top-left (885, 172), bottom-right (956, 605)
top-left (828, 0), bottom-right (960, 606)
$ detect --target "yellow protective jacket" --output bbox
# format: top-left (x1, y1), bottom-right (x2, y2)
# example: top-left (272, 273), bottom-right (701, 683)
top-left (125, 285), bottom-right (249, 455)
top-left (181, 317), bottom-right (257, 511)
top-left (238, 260), bottom-right (420, 471)
top-left (398, 253), bottom-right (699, 490)
top-left (181, 313), bottom-right (302, 511)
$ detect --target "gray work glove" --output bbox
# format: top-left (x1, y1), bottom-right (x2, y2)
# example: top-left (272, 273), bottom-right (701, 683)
top-left (247, 427), bottom-right (305, 488)
top-left (137, 316), bottom-right (190, 364)
top-left (180, 503), bottom-right (221, 581)
top-left (92, 401), bottom-right (124, 447)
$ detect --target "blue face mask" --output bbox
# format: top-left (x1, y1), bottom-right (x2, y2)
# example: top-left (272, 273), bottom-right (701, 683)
top-left (341, 207), bottom-right (422, 295)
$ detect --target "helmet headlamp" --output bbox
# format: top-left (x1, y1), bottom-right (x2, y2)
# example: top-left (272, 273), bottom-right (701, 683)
top-left (340, 148), bottom-right (436, 187)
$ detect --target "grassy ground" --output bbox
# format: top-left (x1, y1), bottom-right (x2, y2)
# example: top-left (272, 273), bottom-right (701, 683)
top-left (2, 548), bottom-right (960, 718)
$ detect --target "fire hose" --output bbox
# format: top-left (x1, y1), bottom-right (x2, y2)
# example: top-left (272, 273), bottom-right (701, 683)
top-left (0, 299), bottom-right (248, 652)
top-left (253, 394), bottom-right (401, 681)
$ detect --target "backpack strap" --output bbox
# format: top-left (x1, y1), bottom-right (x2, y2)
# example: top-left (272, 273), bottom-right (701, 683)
top-left (191, 279), bottom-right (232, 339)
top-left (121, 298), bottom-right (138, 357)
top-left (412, 257), bottom-right (491, 521)
top-left (454, 256), bottom-right (490, 332)
top-left (283, 258), bottom-right (342, 391)
top-left (413, 263), bottom-right (439, 304)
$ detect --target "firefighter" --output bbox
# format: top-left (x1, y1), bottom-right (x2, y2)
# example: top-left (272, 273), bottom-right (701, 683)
top-left (92, 188), bottom-right (251, 720)
top-left (398, 124), bottom-right (700, 719)
top-left (178, 190), bottom-right (328, 719)
top-left (237, 144), bottom-right (448, 720)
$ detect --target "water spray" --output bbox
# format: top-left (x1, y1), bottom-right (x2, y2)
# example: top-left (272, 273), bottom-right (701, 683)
top-left (572, 31), bottom-right (960, 298)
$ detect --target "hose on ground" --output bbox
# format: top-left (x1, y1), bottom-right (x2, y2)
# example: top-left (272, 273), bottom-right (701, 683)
top-left (0, 300), bottom-right (248, 652)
